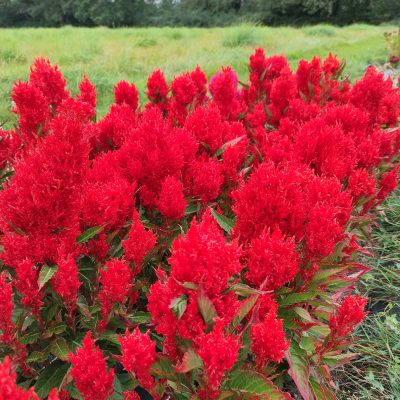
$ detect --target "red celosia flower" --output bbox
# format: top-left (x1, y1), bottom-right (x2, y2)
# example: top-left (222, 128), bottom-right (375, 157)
top-left (48, 388), bottom-right (70, 400)
top-left (0, 356), bottom-right (38, 400)
top-left (114, 81), bottom-right (139, 111)
top-left (184, 155), bottom-right (224, 204)
top-left (122, 211), bottom-right (156, 269)
top-left (157, 176), bottom-right (186, 221)
top-left (119, 327), bottom-right (157, 392)
top-left (14, 260), bottom-right (43, 316)
top-left (146, 69), bottom-right (169, 103)
top-left (98, 258), bottom-right (131, 330)
top-left (250, 313), bottom-right (288, 367)
top-left (171, 73), bottom-right (197, 105)
top-left (348, 169), bottom-right (376, 202)
top-left (77, 74), bottom-right (96, 109)
top-left (123, 392), bottom-right (140, 400)
top-left (246, 228), bottom-right (300, 290)
top-left (0, 273), bottom-right (14, 344)
top-left (69, 332), bottom-right (114, 400)
top-left (29, 58), bottom-right (69, 110)
top-left (196, 320), bottom-right (240, 395)
top-left (11, 80), bottom-right (50, 145)
top-left (329, 294), bottom-right (368, 338)
top-left (378, 167), bottom-right (399, 200)
top-left (350, 67), bottom-right (400, 126)
top-left (52, 253), bottom-right (81, 312)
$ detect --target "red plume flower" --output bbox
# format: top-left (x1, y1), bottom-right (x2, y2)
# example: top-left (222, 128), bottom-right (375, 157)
top-left (69, 332), bottom-right (114, 400)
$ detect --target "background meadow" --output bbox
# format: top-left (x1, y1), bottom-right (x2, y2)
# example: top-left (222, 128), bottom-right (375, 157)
top-left (0, 23), bottom-right (395, 125)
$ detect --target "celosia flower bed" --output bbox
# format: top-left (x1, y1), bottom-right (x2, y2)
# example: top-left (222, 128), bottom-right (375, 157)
top-left (0, 49), bottom-right (399, 400)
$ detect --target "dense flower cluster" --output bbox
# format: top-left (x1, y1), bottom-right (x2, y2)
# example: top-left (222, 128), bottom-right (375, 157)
top-left (69, 333), bottom-right (114, 400)
top-left (0, 49), bottom-right (398, 399)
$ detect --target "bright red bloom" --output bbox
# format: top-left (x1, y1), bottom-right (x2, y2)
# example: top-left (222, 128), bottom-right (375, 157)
top-left (157, 176), bottom-right (186, 221)
top-left (146, 69), bottom-right (169, 103)
top-left (122, 211), bottom-right (156, 269)
top-left (98, 258), bottom-right (131, 329)
top-left (348, 169), bottom-right (376, 202)
top-left (329, 294), bottom-right (367, 338)
top-left (14, 260), bottom-right (43, 316)
top-left (123, 392), bottom-right (140, 400)
top-left (250, 313), bottom-right (288, 367)
top-left (52, 253), bottom-right (81, 312)
top-left (77, 74), bottom-right (96, 109)
top-left (119, 327), bottom-right (157, 391)
top-left (29, 58), bottom-right (69, 110)
top-left (69, 333), bottom-right (114, 400)
top-left (0, 273), bottom-right (14, 344)
top-left (246, 228), bottom-right (300, 290)
top-left (0, 357), bottom-right (38, 400)
top-left (11, 80), bottom-right (50, 145)
top-left (114, 81), bottom-right (139, 111)
top-left (196, 320), bottom-right (240, 395)
top-left (378, 167), bottom-right (399, 200)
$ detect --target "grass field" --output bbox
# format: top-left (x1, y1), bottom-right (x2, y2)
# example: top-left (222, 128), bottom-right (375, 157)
top-left (0, 23), bottom-right (396, 124)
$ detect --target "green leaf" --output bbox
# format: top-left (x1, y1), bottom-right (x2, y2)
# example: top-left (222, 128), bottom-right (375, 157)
top-left (231, 294), bottom-right (259, 328)
top-left (99, 332), bottom-right (120, 346)
top-left (197, 286), bottom-right (217, 326)
top-left (184, 203), bottom-right (200, 216)
top-left (50, 338), bottom-right (70, 361)
top-left (309, 266), bottom-right (348, 284)
top-left (279, 291), bottom-right (317, 306)
top-left (19, 331), bottom-right (39, 345)
top-left (126, 311), bottom-right (151, 324)
top-left (169, 294), bottom-right (188, 319)
top-left (210, 208), bottom-right (235, 233)
top-left (26, 351), bottom-right (47, 363)
top-left (34, 360), bottom-right (70, 399)
top-left (151, 356), bottom-right (176, 379)
top-left (213, 135), bottom-right (246, 157)
top-left (175, 349), bottom-right (204, 373)
top-left (226, 370), bottom-right (294, 399)
top-left (229, 283), bottom-right (264, 296)
top-left (77, 225), bottom-right (105, 244)
top-left (286, 341), bottom-right (311, 400)
top-left (38, 264), bottom-right (58, 289)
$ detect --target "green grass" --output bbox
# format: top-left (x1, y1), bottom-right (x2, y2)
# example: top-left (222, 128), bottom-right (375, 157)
top-left (0, 23), bottom-right (395, 125)
top-left (336, 192), bottom-right (400, 399)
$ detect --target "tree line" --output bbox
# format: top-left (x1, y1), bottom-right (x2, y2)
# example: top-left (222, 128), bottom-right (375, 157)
top-left (0, 0), bottom-right (399, 27)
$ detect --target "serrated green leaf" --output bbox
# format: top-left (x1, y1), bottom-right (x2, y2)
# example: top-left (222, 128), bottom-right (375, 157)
top-left (229, 283), bottom-right (264, 296)
top-left (50, 338), bottom-right (70, 361)
top-left (151, 356), bottom-right (175, 379)
top-left (213, 135), bottom-right (245, 157)
top-left (38, 264), bottom-right (58, 289)
top-left (26, 351), bottom-right (46, 363)
top-left (210, 208), bottom-right (235, 233)
top-left (226, 370), bottom-right (293, 399)
top-left (77, 225), bottom-right (105, 244)
top-left (34, 360), bottom-right (70, 399)
top-left (231, 294), bottom-right (259, 328)
top-left (175, 349), bottom-right (203, 373)
top-left (126, 312), bottom-right (151, 324)
top-left (169, 294), bottom-right (188, 319)
top-left (99, 332), bottom-right (120, 346)
top-left (197, 286), bottom-right (217, 326)
top-left (19, 331), bottom-right (39, 345)
top-left (279, 291), bottom-right (317, 306)
top-left (286, 341), bottom-right (311, 400)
